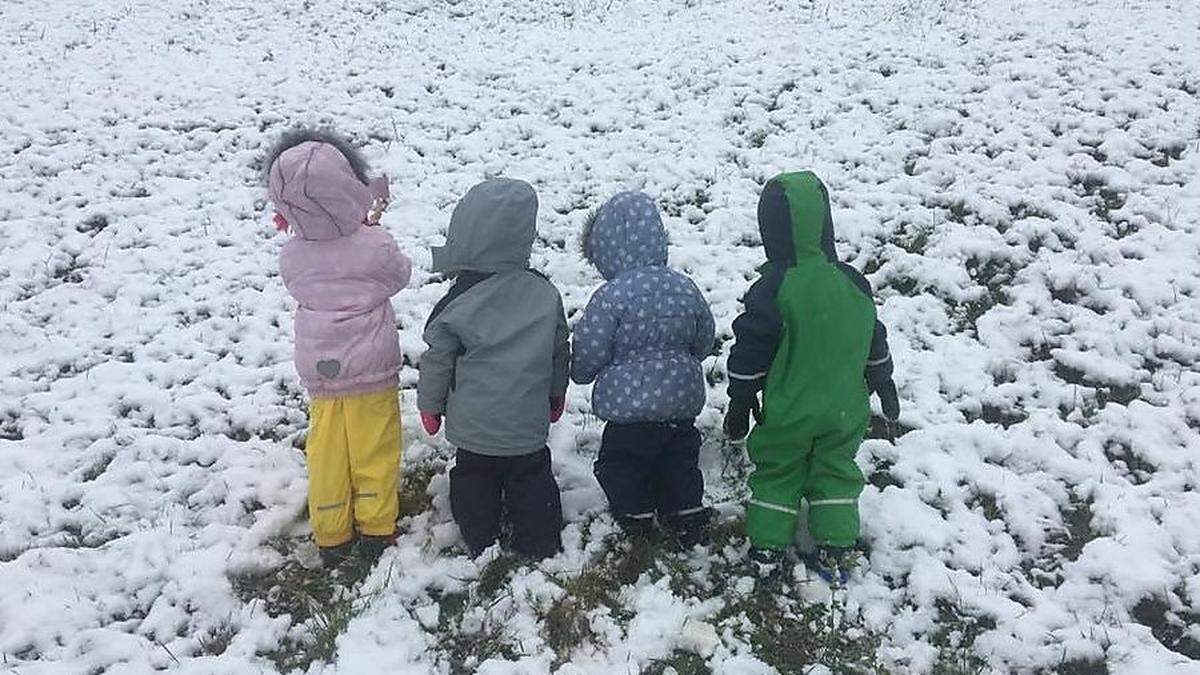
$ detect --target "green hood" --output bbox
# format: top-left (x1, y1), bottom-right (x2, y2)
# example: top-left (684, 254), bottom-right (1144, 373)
top-left (756, 171), bottom-right (838, 266)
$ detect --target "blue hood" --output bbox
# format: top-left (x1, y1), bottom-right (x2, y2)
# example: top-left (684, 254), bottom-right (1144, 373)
top-left (584, 192), bottom-right (669, 280)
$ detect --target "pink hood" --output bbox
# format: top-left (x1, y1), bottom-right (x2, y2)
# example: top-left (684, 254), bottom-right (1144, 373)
top-left (268, 140), bottom-right (388, 242)
top-left (269, 140), bottom-right (411, 398)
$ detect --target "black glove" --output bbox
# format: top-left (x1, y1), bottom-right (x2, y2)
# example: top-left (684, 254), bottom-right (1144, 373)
top-left (724, 397), bottom-right (761, 441)
top-left (877, 378), bottom-right (900, 422)
top-left (866, 359), bottom-right (900, 423)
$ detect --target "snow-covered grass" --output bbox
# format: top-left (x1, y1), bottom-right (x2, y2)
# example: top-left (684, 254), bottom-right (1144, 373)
top-left (2, 0), bottom-right (1199, 672)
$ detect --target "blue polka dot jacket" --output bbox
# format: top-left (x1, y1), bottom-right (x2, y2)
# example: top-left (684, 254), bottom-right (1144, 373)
top-left (570, 192), bottom-right (716, 424)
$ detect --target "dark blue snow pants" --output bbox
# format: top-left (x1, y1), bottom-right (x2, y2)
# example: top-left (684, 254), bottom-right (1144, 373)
top-left (595, 420), bottom-right (709, 541)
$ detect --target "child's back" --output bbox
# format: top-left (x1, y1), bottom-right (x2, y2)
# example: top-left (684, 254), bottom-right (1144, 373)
top-left (573, 192), bottom-right (715, 545)
top-left (725, 171), bottom-right (899, 583)
top-left (266, 129), bottom-right (412, 567)
top-left (573, 220), bottom-right (713, 422)
top-left (418, 179), bottom-right (569, 559)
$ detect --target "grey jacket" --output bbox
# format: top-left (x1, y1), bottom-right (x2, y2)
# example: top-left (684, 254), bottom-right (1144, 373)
top-left (417, 179), bottom-right (570, 456)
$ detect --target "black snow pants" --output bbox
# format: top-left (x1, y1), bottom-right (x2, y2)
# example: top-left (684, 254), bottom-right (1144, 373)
top-left (450, 447), bottom-right (563, 559)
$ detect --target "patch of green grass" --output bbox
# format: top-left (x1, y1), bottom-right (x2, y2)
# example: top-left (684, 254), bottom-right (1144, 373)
top-left (476, 552), bottom-right (526, 600)
top-left (197, 624), bottom-right (236, 657)
top-left (1025, 497), bottom-right (1097, 589)
top-left (716, 584), bottom-right (885, 674)
top-left (446, 623), bottom-right (520, 675)
top-left (884, 273), bottom-right (920, 297)
top-left (1131, 590), bottom-right (1200, 660)
top-left (434, 584), bottom-right (520, 675)
top-left (57, 522), bottom-right (126, 550)
top-left (897, 221), bottom-right (935, 255)
top-left (931, 598), bottom-right (993, 675)
top-left (946, 200), bottom-right (972, 225)
top-left (399, 462), bottom-right (440, 519)
top-left (230, 537), bottom-right (378, 671)
top-left (1096, 382), bottom-right (1140, 408)
top-left (1009, 200), bottom-right (1054, 221)
top-left (1151, 142), bottom-right (1186, 167)
top-left (80, 452), bottom-right (116, 482)
top-left (707, 514), bottom-right (746, 551)
top-left (433, 588), bottom-right (469, 634)
top-left (963, 402), bottom-right (1028, 429)
top-left (0, 412), bottom-right (23, 441)
top-left (949, 297), bottom-right (994, 334)
top-left (867, 457), bottom-right (903, 490)
top-left (866, 416), bottom-right (914, 442)
top-left (965, 489), bottom-right (1003, 522)
top-left (1043, 658), bottom-right (1111, 675)
top-left (1103, 441), bottom-right (1155, 485)
top-left (645, 650), bottom-right (712, 675)
top-left (542, 592), bottom-right (598, 668)
top-left (1094, 187), bottom-right (1127, 223)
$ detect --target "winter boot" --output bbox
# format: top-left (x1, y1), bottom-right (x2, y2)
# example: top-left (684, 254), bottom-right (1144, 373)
top-left (358, 533), bottom-right (397, 563)
top-left (319, 540), bottom-right (356, 569)
top-left (802, 545), bottom-right (858, 585)
top-left (662, 507), bottom-right (713, 551)
top-left (616, 515), bottom-right (658, 541)
top-left (747, 547), bottom-right (789, 588)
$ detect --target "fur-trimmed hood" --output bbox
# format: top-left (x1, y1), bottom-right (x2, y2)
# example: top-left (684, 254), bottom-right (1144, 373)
top-left (581, 192), bottom-right (669, 281)
top-left (264, 128), bottom-right (388, 242)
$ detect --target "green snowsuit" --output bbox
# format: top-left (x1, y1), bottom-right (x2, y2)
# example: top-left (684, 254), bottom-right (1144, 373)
top-left (727, 172), bottom-right (899, 550)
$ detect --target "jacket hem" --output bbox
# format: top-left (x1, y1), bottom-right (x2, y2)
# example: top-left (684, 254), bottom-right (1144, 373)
top-left (306, 375), bottom-right (400, 400)
top-left (447, 434), bottom-right (549, 457)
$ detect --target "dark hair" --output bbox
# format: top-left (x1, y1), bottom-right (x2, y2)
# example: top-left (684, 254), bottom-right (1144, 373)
top-left (579, 206), bottom-right (602, 267)
top-left (261, 127), bottom-right (371, 185)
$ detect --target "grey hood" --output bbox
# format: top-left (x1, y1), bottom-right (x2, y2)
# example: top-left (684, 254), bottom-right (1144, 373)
top-left (431, 179), bottom-right (538, 274)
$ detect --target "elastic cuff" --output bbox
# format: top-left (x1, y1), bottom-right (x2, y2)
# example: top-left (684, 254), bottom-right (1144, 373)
top-left (807, 498), bottom-right (857, 507)
top-left (728, 370), bottom-right (768, 381)
top-left (315, 532), bottom-right (356, 548)
top-left (621, 511), bottom-right (656, 520)
top-left (815, 537), bottom-right (858, 548)
top-left (748, 498), bottom-right (799, 515)
top-left (357, 524), bottom-right (397, 538)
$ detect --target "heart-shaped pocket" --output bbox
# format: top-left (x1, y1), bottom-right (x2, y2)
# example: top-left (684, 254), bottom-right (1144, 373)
top-left (316, 359), bottom-right (342, 379)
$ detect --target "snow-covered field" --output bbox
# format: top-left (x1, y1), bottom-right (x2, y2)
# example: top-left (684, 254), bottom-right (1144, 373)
top-left (2, 0), bottom-right (1199, 672)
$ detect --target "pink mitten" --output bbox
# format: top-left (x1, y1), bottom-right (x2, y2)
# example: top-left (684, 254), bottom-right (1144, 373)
top-left (365, 175), bottom-right (391, 226)
top-left (420, 411), bottom-right (442, 436)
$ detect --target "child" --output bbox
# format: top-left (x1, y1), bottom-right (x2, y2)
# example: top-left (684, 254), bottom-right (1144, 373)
top-left (265, 129), bottom-right (413, 567)
top-left (724, 171), bottom-right (900, 584)
top-left (417, 178), bottom-right (570, 560)
top-left (572, 192), bottom-right (716, 548)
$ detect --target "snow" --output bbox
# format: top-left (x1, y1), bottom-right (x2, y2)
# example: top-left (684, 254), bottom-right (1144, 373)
top-left (2, 0), bottom-right (1199, 672)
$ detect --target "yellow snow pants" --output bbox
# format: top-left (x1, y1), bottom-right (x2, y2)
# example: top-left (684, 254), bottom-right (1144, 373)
top-left (306, 389), bottom-right (402, 548)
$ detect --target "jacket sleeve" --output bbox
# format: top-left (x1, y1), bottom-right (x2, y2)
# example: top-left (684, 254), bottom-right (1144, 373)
top-left (383, 236), bottom-right (413, 296)
top-left (551, 293), bottom-right (571, 397)
top-left (690, 281), bottom-right (717, 360)
top-left (364, 232), bottom-right (412, 302)
top-left (865, 320), bottom-right (894, 390)
top-left (837, 263), bottom-right (900, 419)
top-left (866, 318), bottom-right (900, 420)
top-left (570, 287), bottom-right (618, 385)
top-left (727, 266), bottom-right (785, 400)
top-left (417, 311), bottom-right (461, 415)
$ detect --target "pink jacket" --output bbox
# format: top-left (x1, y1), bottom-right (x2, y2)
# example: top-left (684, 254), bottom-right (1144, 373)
top-left (270, 141), bottom-right (412, 399)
